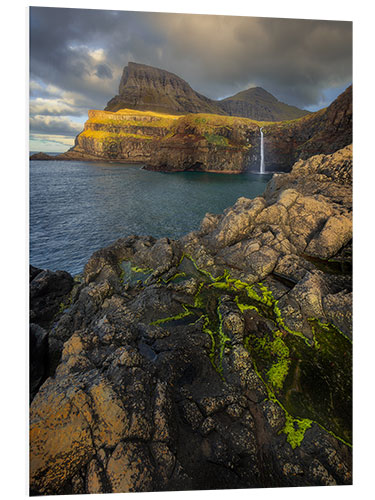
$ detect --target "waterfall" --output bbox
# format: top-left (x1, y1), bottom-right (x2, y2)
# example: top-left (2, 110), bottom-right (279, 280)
top-left (260, 127), bottom-right (265, 174)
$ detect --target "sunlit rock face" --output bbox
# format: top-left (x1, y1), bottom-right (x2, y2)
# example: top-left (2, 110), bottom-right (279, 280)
top-left (31, 62), bottom-right (351, 174)
top-left (30, 145), bottom-right (352, 495)
top-left (42, 85), bottom-right (350, 174)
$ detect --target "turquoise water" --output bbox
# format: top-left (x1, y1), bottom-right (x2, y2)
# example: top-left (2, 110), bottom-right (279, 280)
top-left (30, 160), bottom-right (272, 275)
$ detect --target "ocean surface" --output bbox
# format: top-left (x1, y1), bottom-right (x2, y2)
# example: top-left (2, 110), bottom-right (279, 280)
top-left (30, 160), bottom-right (272, 275)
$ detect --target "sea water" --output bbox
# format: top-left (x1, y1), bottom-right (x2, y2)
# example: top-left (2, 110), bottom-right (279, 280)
top-left (30, 160), bottom-right (272, 275)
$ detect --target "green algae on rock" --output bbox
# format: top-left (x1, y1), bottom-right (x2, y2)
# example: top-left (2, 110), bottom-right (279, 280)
top-left (148, 255), bottom-right (352, 449)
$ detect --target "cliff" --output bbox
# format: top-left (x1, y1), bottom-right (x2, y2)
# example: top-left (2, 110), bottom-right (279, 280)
top-left (105, 62), bottom-right (225, 115)
top-left (259, 85), bottom-right (353, 170)
top-left (30, 145), bottom-right (352, 494)
top-left (219, 87), bottom-right (310, 121)
top-left (53, 108), bottom-right (263, 172)
top-left (62, 108), bottom-right (181, 164)
top-left (105, 62), bottom-right (309, 121)
top-left (33, 84), bottom-right (352, 174)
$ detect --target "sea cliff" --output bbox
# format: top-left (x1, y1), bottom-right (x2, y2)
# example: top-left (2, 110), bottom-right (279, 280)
top-left (31, 86), bottom-right (352, 174)
top-left (105, 62), bottom-right (310, 121)
top-left (30, 145), bottom-right (352, 494)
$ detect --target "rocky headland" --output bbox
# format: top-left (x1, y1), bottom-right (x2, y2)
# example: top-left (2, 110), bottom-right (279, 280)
top-left (30, 144), bottom-right (352, 494)
top-left (105, 62), bottom-right (310, 121)
top-left (31, 84), bottom-right (352, 174)
top-left (218, 86), bottom-right (310, 122)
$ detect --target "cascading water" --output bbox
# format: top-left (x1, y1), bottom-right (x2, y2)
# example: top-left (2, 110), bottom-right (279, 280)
top-left (259, 127), bottom-right (265, 174)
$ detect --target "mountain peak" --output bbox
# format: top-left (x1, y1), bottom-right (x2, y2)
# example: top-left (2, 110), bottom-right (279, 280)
top-left (105, 61), bottom-right (310, 121)
top-left (119, 62), bottom-right (183, 94)
top-left (220, 86), bottom-right (310, 121)
top-left (106, 62), bottom-right (225, 115)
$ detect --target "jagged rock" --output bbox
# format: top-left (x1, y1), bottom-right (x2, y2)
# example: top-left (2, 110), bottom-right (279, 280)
top-left (305, 214), bottom-right (352, 259)
top-left (29, 323), bottom-right (48, 401)
top-left (86, 458), bottom-right (106, 494)
top-left (210, 197), bottom-right (266, 248)
top-left (29, 265), bottom-right (75, 398)
top-left (106, 442), bottom-right (155, 492)
top-left (30, 266), bottom-right (74, 327)
top-left (30, 152), bottom-right (55, 160)
top-left (322, 291), bottom-right (353, 339)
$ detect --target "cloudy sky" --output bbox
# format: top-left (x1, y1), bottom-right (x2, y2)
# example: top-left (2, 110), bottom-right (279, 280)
top-left (29, 7), bottom-right (352, 152)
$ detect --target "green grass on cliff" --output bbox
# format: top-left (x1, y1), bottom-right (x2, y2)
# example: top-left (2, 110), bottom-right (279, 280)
top-left (81, 107), bottom-right (319, 147)
top-left (186, 113), bottom-right (274, 129)
top-left (88, 108), bottom-right (180, 129)
top-left (87, 108), bottom-right (275, 134)
top-left (81, 130), bottom-right (155, 141)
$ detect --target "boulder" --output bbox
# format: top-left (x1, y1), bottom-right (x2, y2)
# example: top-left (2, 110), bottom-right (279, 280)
top-left (30, 266), bottom-right (74, 327)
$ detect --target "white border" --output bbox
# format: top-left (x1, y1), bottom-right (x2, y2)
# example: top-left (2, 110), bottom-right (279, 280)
top-left (2, 1), bottom-right (373, 499)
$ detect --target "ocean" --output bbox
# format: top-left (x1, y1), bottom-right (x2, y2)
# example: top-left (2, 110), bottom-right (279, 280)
top-left (30, 159), bottom-right (272, 275)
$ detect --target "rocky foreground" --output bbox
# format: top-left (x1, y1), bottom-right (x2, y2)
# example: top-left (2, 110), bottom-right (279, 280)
top-left (30, 145), bottom-right (352, 495)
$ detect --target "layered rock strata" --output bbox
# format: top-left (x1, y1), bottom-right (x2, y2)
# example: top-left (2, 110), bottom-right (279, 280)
top-left (219, 86), bottom-right (310, 121)
top-left (31, 86), bottom-right (352, 173)
top-left (106, 62), bottom-right (225, 115)
top-left (105, 62), bottom-right (310, 121)
top-left (30, 145), bottom-right (352, 494)
top-left (261, 85), bottom-right (352, 170)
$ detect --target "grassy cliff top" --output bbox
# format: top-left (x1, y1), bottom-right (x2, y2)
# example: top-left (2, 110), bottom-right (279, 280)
top-left (114, 108), bottom-right (181, 120)
top-left (80, 129), bottom-right (155, 141)
top-left (87, 108), bottom-right (180, 128)
top-left (84, 107), bottom-right (318, 142)
top-left (181, 112), bottom-right (276, 128)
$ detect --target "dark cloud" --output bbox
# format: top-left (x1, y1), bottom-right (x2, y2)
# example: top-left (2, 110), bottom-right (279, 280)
top-left (95, 64), bottom-right (113, 79)
top-left (145, 14), bottom-right (352, 106)
top-left (29, 7), bottom-right (352, 124)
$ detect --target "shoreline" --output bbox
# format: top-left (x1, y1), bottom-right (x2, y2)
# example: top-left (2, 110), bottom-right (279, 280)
top-left (30, 152), bottom-right (284, 175)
